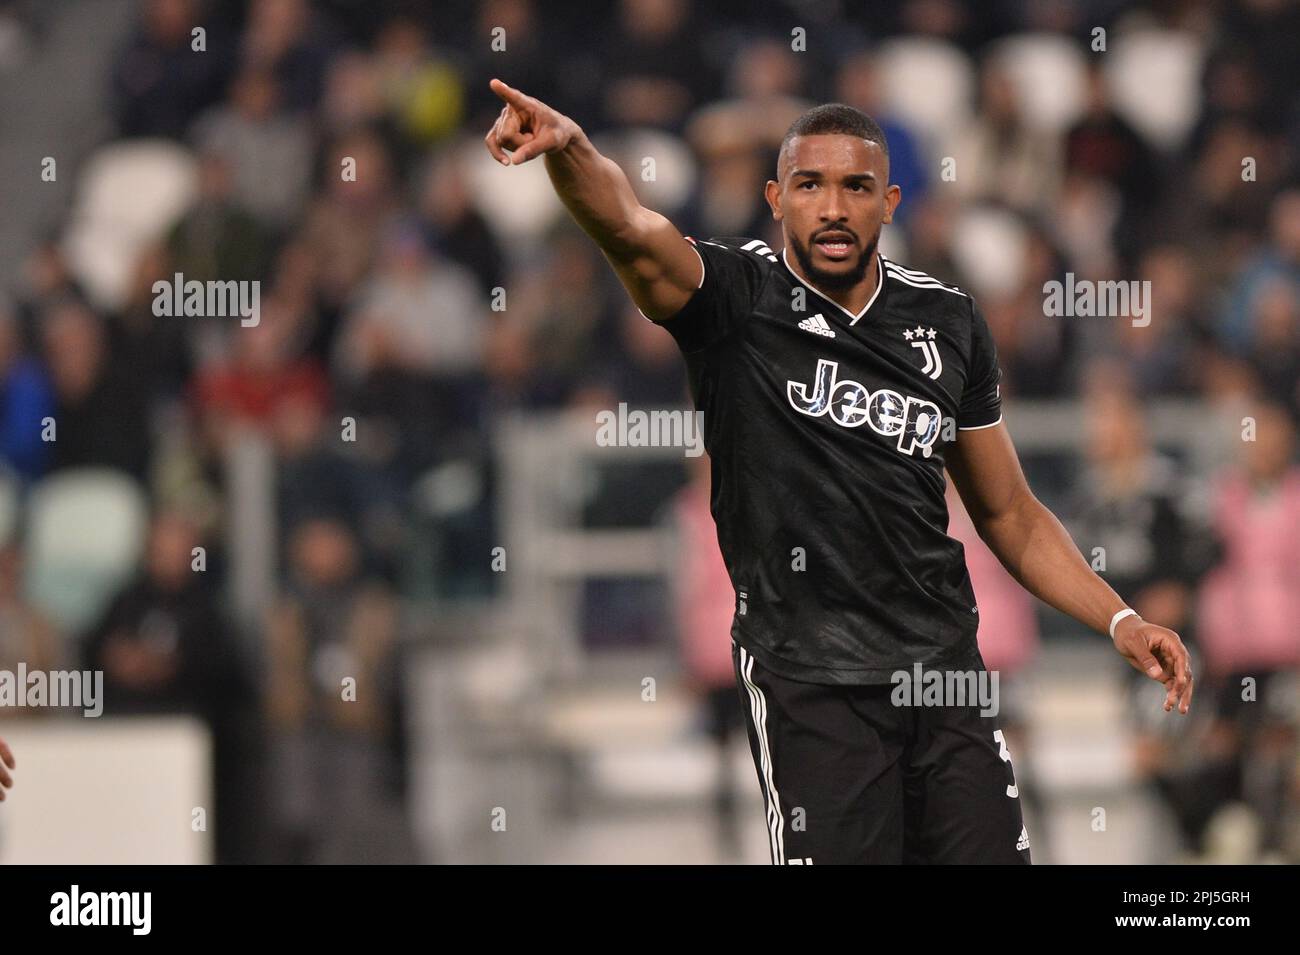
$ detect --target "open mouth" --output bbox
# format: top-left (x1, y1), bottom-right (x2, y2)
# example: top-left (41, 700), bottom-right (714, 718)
top-left (814, 233), bottom-right (855, 260)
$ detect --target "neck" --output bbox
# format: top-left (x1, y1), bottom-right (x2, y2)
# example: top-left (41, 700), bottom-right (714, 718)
top-left (783, 247), bottom-right (880, 316)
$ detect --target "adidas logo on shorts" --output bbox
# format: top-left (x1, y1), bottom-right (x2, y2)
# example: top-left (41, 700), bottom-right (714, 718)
top-left (1016, 825), bottom-right (1030, 851)
top-left (797, 313), bottom-right (835, 338)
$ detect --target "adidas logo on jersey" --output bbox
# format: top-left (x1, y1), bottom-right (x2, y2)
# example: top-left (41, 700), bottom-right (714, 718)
top-left (1017, 826), bottom-right (1030, 851)
top-left (797, 313), bottom-right (835, 338)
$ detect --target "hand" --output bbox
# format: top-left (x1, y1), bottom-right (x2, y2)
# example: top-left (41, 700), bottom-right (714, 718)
top-left (1113, 615), bottom-right (1194, 715)
top-left (484, 78), bottom-right (578, 166)
top-left (0, 736), bottom-right (14, 801)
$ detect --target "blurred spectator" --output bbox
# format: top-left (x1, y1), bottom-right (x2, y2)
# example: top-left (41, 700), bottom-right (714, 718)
top-left (300, 128), bottom-right (400, 311)
top-left (1197, 401), bottom-right (1300, 680)
top-left (12, 239), bottom-right (86, 337)
top-left (330, 220), bottom-right (487, 480)
top-left (682, 108), bottom-right (771, 238)
top-left (334, 221), bottom-right (485, 383)
top-left (1223, 189), bottom-right (1300, 354)
top-left (484, 226), bottom-right (608, 408)
top-left (41, 298), bottom-right (150, 480)
top-left (416, 148), bottom-right (505, 295)
top-left (0, 306), bottom-right (55, 480)
top-left (1063, 62), bottom-right (1161, 262)
top-left (238, 0), bottom-right (337, 114)
top-left (461, 0), bottom-right (561, 124)
top-left (373, 16), bottom-right (465, 153)
top-left (111, 0), bottom-right (231, 139)
top-left (0, 544), bottom-right (60, 685)
top-left (717, 37), bottom-right (810, 151)
top-left (947, 61), bottom-right (1060, 218)
top-left (111, 246), bottom-right (198, 404)
top-left (1067, 379), bottom-right (1216, 643)
top-left (191, 66), bottom-right (316, 230)
top-left (263, 238), bottom-right (332, 363)
top-left (1109, 244), bottom-right (1216, 399)
top-left (1187, 117), bottom-right (1282, 253)
top-left (1171, 401), bottom-right (1300, 861)
top-left (319, 47), bottom-right (386, 134)
top-left (272, 387), bottom-right (404, 581)
top-left (981, 226), bottom-right (1076, 399)
top-left (901, 195), bottom-right (962, 284)
top-left (1053, 169), bottom-right (1122, 280)
top-left (596, 0), bottom-right (716, 133)
top-left (576, 301), bottom-right (686, 407)
top-left (264, 515), bottom-right (411, 863)
top-left (167, 148), bottom-right (272, 279)
top-left (1067, 375), bottom-right (1229, 858)
top-left (82, 511), bottom-right (258, 861)
top-left (192, 299), bottom-right (330, 454)
top-left (1243, 276), bottom-right (1300, 419)
top-left (83, 511), bottom-right (247, 714)
top-left (1192, 45), bottom-right (1286, 145)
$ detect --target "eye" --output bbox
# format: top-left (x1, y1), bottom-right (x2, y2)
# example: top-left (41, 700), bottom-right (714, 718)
top-left (848, 182), bottom-right (865, 192)
top-left (799, 181), bottom-right (817, 190)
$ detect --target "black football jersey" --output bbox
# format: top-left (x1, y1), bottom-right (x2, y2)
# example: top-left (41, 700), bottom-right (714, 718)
top-left (650, 235), bottom-right (1004, 685)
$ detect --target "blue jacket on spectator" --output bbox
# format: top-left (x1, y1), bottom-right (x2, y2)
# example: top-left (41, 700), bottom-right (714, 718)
top-left (0, 357), bottom-right (56, 480)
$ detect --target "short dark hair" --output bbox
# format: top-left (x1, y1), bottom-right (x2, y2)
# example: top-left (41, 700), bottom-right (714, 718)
top-left (778, 103), bottom-right (889, 176)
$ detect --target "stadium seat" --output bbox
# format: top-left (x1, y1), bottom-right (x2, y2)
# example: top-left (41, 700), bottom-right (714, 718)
top-left (61, 139), bottom-right (199, 311)
top-left (990, 33), bottom-right (1087, 134)
top-left (949, 205), bottom-right (1029, 298)
top-left (589, 128), bottom-right (697, 217)
top-left (462, 136), bottom-right (564, 248)
top-left (22, 467), bottom-right (148, 638)
top-left (874, 37), bottom-right (974, 153)
top-left (1106, 29), bottom-right (1206, 151)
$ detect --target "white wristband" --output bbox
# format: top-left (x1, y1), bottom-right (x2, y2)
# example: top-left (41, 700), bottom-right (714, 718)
top-left (1109, 608), bottom-right (1138, 640)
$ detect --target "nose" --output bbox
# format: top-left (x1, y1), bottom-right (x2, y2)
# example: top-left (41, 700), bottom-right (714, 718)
top-left (819, 189), bottom-right (847, 225)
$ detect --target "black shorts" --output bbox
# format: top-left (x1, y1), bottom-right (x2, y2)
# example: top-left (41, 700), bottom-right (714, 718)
top-left (732, 639), bottom-right (1032, 864)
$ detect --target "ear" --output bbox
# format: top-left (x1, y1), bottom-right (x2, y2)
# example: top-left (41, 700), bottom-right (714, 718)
top-left (765, 179), bottom-right (782, 220)
top-left (883, 184), bottom-right (902, 225)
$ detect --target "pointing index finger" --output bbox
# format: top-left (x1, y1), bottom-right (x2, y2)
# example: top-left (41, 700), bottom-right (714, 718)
top-left (490, 78), bottom-right (530, 110)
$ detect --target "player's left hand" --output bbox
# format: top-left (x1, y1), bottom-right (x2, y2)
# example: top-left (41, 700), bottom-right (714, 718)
top-left (0, 736), bottom-right (14, 801)
top-left (1112, 615), bottom-right (1194, 715)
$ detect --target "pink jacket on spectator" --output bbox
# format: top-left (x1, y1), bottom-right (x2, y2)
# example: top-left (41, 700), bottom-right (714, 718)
top-left (946, 485), bottom-right (1040, 676)
top-left (671, 483), bottom-right (738, 689)
top-left (1196, 469), bottom-right (1300, 676)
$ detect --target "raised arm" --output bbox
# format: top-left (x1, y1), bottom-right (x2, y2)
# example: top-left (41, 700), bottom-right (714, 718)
top-left (483, 78), bottom-right (702, 322)
top-left (946, 421), bottom-right (1194, 715)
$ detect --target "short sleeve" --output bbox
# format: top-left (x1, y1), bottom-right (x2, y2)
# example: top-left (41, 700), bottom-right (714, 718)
top-left (957, 296), bottom-right (1003, 430)
top-left (649, 236), bottom-right (766, 354)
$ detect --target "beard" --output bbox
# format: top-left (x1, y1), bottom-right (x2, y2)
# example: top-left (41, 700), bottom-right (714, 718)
top-left (789, 226), bottom-right (879, 291)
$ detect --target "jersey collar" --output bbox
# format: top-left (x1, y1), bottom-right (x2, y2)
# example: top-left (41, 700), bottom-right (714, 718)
top-left (781, 247), bottom-right (886, 326)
